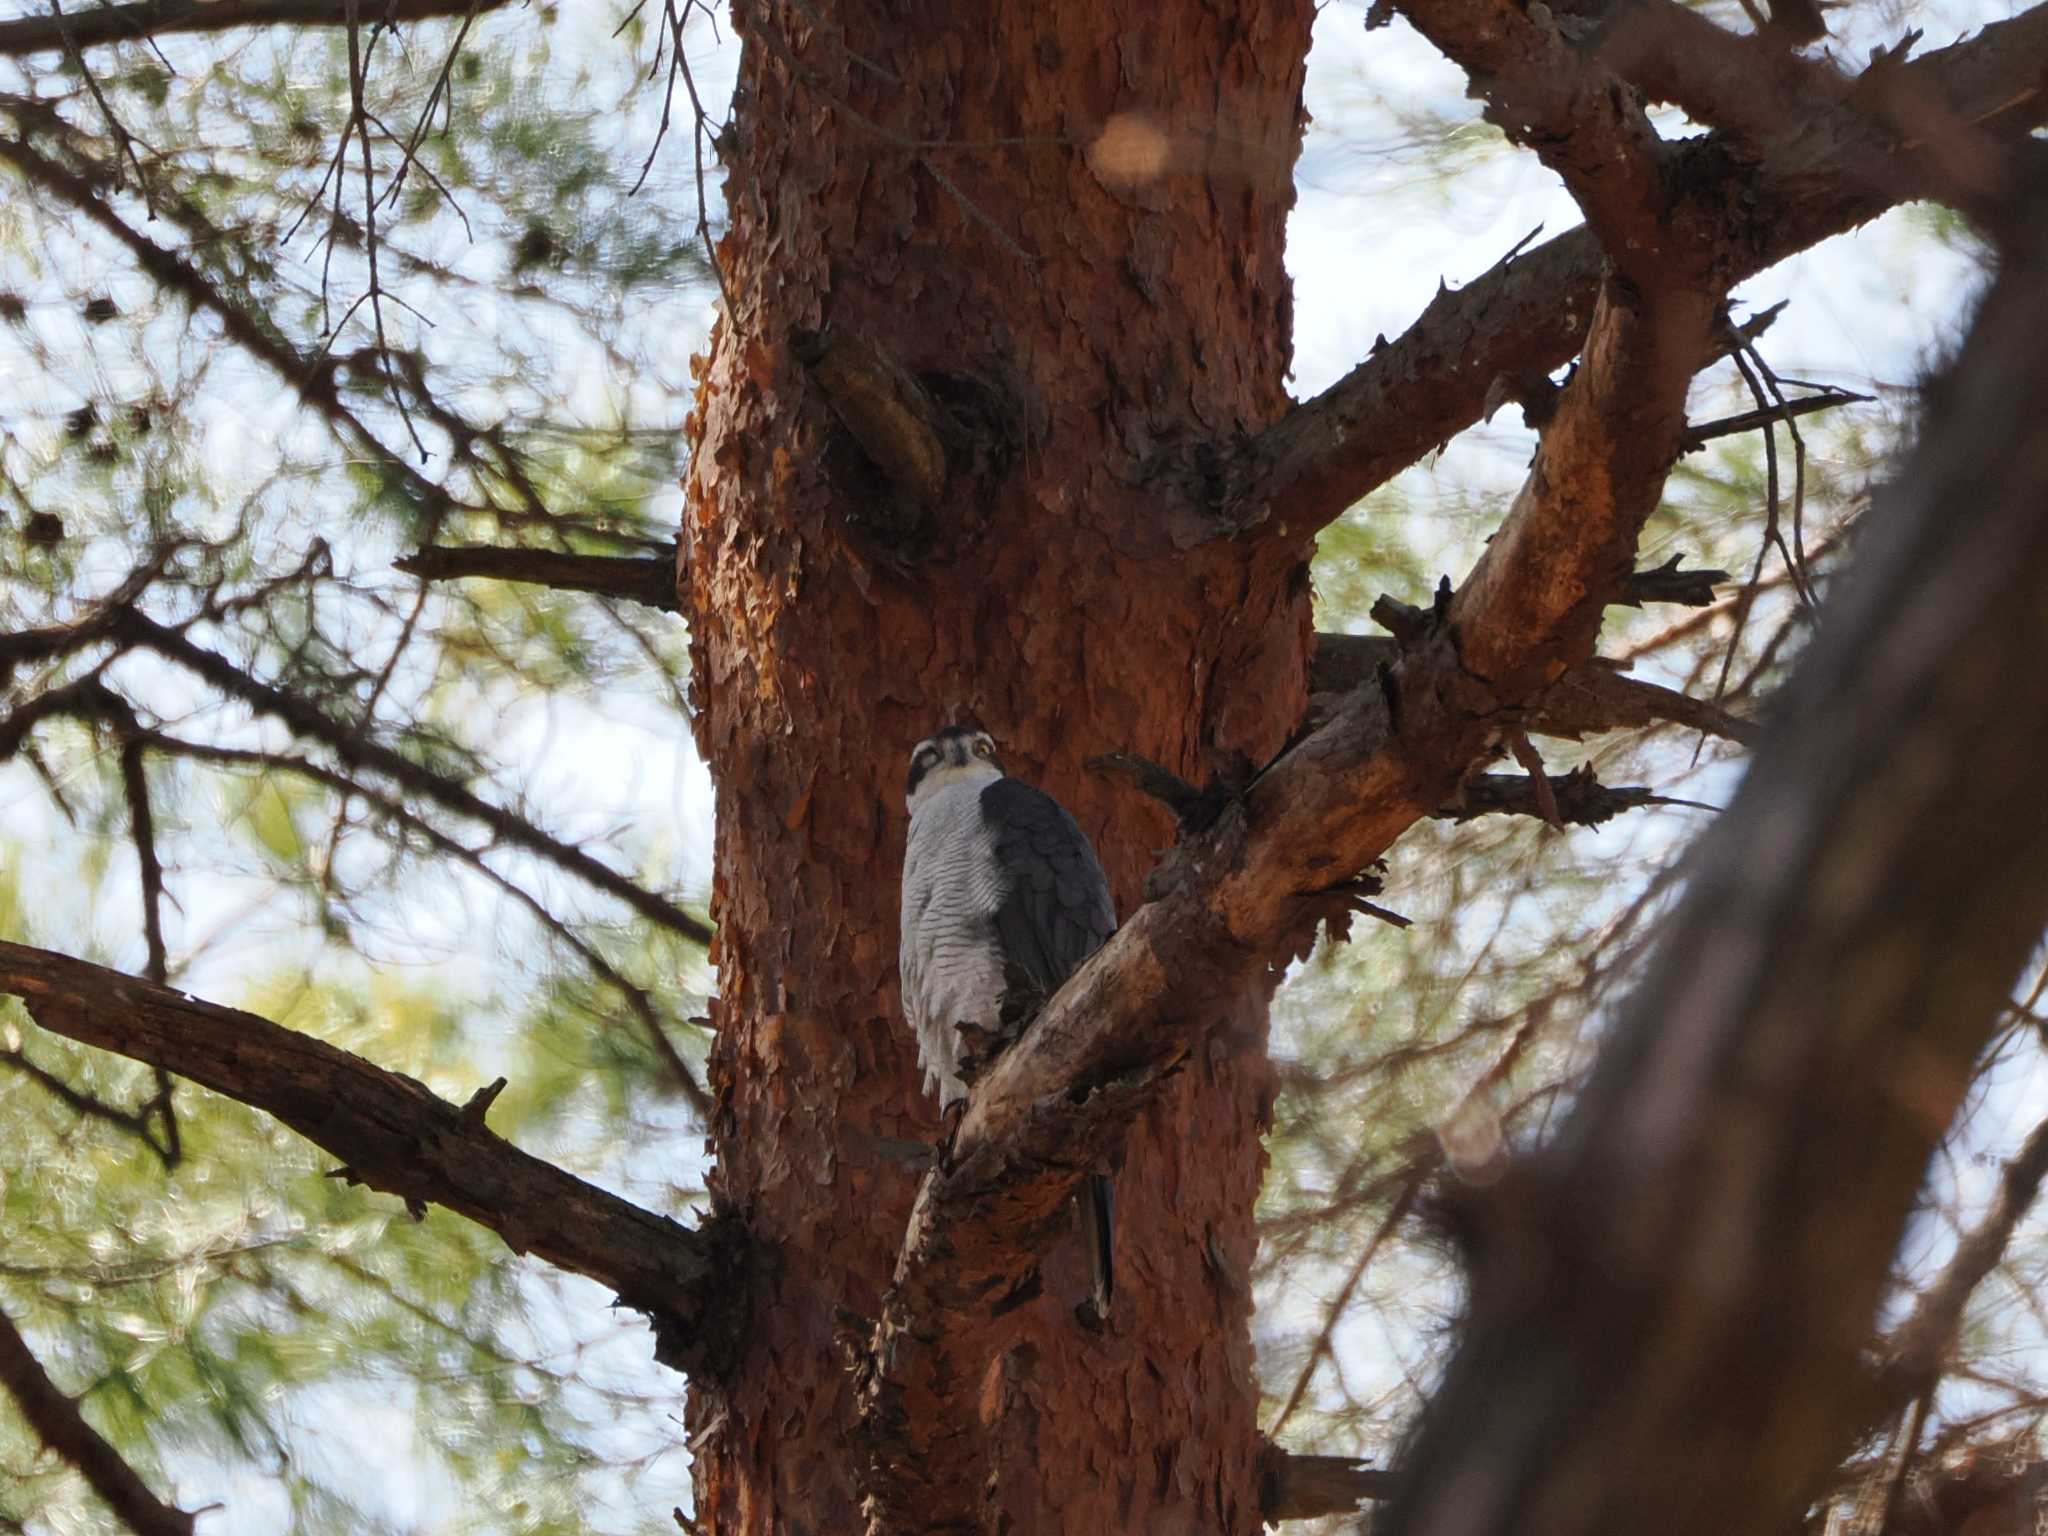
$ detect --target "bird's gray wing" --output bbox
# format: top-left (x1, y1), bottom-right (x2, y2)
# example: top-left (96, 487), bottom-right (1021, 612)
top-left (980, 777), bottom-right (1121, 1326)
top-left (980, 777), bottom-right (1116, 1013)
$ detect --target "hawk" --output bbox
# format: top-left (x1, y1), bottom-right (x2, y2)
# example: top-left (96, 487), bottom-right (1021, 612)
top-left (899, 725), bottom-right (1117, 1325)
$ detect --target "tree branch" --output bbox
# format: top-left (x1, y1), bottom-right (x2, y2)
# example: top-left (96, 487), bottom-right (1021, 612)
top-left (1879, 1110), bottom-right (2048, 1405)
top-left (0, 941), bottom-right (740, 1378)
top-left (0, 129), bottom-right (459, 526)
top-left (1593, 0), bottom-right (2013, 220)
top-left (1309, 635), bottom-right (1760, 746)
top-left (0, 0), bottom-right (516, 58)
top-left (1208, 0), bottom-right (2048, 541)
top-left (1378, 188), bottom-right (2048, 1536)
top-left (1393, 0), bottom-right (1670, 279)
top-left (393, 544), bottom-right (680, 611)
top-left (136, 730), bottom-right (714, 1118)
top-left (100, 608), bottom-right (712, 945)
top-left (1260, 1449), bottom-right (1400, 1522)
top-left (1435, 768), bottom-right (1708, 828)
top-left (0, 1299), bottom-right (196, 1536)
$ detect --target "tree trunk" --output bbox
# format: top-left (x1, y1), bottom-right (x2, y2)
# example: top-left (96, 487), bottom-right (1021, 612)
top-left (678, 2), bottom-right (1313, 1529)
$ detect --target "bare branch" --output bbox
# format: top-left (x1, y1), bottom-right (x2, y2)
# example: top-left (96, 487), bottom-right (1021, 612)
top-left (1594, 0), bottom-right (2013, 220)
top-left (1528, 664), bottom-right (1762, 746)
top-left (0, 1037), bottom-right (174, 1158)
top-left (0, 1299), bottom-right (197, 1536)
top-left (1435, 768), bottom-right (1713, 828)
top-left (115, 730), bottom-right (182, 1168)
top-left (0, 940), bottom-right (738, 1377)
top-left (1882, 1111), bottom-right (2048, 1401)
top-left (0, 619), bottom-right (711, 946)
top-left (107, 609), bottom-right (713, 945)
top-left (136, 731), bottom-right (713, 1119)
top-left (1681, 387), bottom-right (1872, 450)
top-left (0, 0), bottom-right (518, 58)
top-left (1260, 1449), bottom-right (1400, 1522)
top-left (1269, 1186), bottom-right (1419, 1437)
top-left (0, 130), bottom-right (460, 524)
top-left (1620, 554), bottom-right (1728, 609)
top-left (394, 544), bottom-right (680, 610)
top-left (1208, 1), bottom-right (2048, 541)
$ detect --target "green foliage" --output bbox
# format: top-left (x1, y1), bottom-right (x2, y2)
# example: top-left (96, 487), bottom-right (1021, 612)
top-left (0, 3), bottom-right (715, 1529)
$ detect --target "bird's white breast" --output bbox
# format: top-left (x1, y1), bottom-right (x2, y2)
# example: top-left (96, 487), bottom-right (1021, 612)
top-left (901, 774), bottom-right (1007, 1109)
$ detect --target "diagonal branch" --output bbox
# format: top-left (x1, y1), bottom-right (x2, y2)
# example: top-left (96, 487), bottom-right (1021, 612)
top-left (0, 940), bottom-right (739, 1378)
top-left (0, 0), bottom-right (516, 57)
top-left (0, 627), bottom-right (711, 946)
top-left (138, 731), bottom-right (713, 1118)
top-left (103, 608), bottom-right (713, 945)
top-left (0, 1299), bottom-right (196, 1536)
top-left (0, 128), bottom-right (461, 527)
top-left (1208, 0), bottom-right (2048, 541)
top-left (1879, 1110), bottom-right (2048, 1407)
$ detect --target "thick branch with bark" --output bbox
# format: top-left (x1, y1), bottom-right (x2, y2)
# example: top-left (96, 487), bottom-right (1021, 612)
top-left (1208, 1), bottom-right (2048, 540)
top-left (1378, 194), bottom-right (2048, 1536)
top-left (0, 1301), bottom-right (196, 1536)
top-left (1436, 768), bottom-right (1701, 828)
top-left (1593, 0), bottom-right (2013, 218)
top-left (1393, 0), bottom-right (1670, 277)
top-left (0, 0), bottom-right (514, 57)
top-left (0, 942), bottom-right (738, 1377)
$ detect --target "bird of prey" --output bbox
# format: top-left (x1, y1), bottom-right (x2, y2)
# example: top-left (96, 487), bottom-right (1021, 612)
top-left (899, 725), bottom-right (1118, 1326)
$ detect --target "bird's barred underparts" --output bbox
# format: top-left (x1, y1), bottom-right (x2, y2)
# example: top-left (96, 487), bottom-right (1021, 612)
top-left (900, 725), bottom-right (1119, 1326)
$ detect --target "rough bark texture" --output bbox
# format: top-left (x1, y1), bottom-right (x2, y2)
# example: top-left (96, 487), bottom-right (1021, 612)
top-left (1378, 194), bottom-right (2048, 1536)
top-left (678, 3), bottom-right (1313, 1529)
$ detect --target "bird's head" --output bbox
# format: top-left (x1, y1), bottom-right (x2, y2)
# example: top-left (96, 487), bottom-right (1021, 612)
top-left (906, 726), bottom-right (1004, 813)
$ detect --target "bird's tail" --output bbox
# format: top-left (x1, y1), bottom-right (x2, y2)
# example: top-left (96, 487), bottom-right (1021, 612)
top-left (1078, 1172), bottom-right (1115, 1330)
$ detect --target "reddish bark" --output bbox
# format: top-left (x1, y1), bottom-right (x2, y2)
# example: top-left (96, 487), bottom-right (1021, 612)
top-left (678, 1), bottom-right (1313, 1527)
